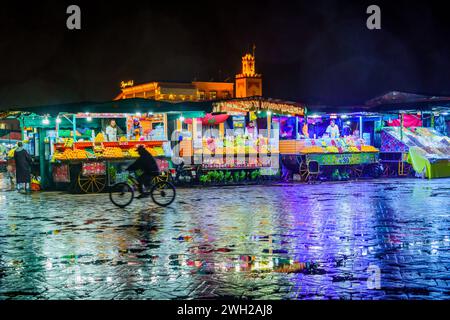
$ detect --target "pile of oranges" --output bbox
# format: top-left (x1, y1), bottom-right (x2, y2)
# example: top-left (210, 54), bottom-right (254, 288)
top-left (102, 147), bottom-right (124, 158)
top-left (54, 149), bottom-right (87, 160)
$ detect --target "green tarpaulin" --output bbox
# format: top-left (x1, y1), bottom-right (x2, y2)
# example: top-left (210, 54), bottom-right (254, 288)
top-left (407, 146), bottom-right (450, 179)
top-left (6, 98), bottom-right (213, 117)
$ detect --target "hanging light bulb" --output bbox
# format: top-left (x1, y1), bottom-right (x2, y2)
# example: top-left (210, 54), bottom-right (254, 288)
top-left (42, 117), bottom-right (50, 125)
top-left (86, 112), bottom-right (92, 122)
top-left (56, 117), bottom-right (62, 124)
top-left (179, 116), bottom-right (185, 122)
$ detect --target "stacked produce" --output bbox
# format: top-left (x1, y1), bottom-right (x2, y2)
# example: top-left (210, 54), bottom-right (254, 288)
top-left (300, 137), bottom-right (379, 154)
top-left (54, 149), bottom-right (87, 161)
top-left (360, 145), bottom-right (379, 152)
top-left (94, 133), bottom-right (105, 143)
top-left (147, 146), bottom-right (165, 157)
top-left (53, 140), bottom-right (167, 162)
top-left (347, 146), bottom-right (360, 152)
top-left (325, 146), bottom-right (339, 153)
top-left (102, 147), bottom-right (124, 158)
top-left (63, 138), bottom-right (74, 148)
top-left (127, 148), bottom-right (139, 158)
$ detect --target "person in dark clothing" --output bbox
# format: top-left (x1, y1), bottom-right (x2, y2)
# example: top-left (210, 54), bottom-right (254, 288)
top-left (127, 145), bottom-right (159, 197)
top-left (13, 141), bottom-right (33, 193)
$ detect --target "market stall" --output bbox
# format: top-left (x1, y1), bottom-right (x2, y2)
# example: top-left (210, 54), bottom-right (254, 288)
top-left (295, 136), bottom-right (379, 181)
top-left (381, 126), bottom-right (450, 178)
top-left (173, 97), bottom-right (305, 185)
top-left (7, 98), bottom-right (209, 192)
top-left (363, 91), bottom-right (450, 178)
top-left (278, 112), bottom-right (381, 181)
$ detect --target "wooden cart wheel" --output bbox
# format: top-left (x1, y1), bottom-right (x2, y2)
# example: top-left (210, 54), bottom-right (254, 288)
top-left (77, 174), bottom-right (106, 194)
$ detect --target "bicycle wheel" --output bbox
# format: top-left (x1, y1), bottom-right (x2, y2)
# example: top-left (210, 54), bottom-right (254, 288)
top-left (150, 181), bottom-right (176, 207)
top-left (109, 183), bottom-right (134, 208)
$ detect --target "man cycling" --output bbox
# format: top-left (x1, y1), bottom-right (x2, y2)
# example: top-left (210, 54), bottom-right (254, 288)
top-left (127, 145), bottom-right (159, 198)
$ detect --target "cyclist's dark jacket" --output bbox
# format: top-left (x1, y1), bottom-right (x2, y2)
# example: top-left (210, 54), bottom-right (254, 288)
top-left (127, 152), bottom-right (159, 176)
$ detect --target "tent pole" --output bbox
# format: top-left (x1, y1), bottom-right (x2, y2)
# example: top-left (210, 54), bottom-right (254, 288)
top-left (359, 116), bottom-right (363, 139)
top-left (72, 114), bottom-right (77, 142)
top-left (56, 114), bottom-right (60, 140)
top-left (400, 113), bottom-right (404, 141)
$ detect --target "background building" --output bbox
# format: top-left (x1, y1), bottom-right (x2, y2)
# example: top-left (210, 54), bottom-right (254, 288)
top-left (114, 51), bottom-right (262, 102)
top-left (235, 52), bottom-right (262, 98)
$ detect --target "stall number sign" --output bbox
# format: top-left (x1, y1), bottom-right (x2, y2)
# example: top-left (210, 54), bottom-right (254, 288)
top-left (53, 164), bottom-right (70, 183)
top-left (82, 162), bottom-right (106, 176)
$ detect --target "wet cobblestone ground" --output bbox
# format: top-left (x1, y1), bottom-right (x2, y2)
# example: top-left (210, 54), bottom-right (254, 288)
top-left (0, 174), bottom-right (449, 300)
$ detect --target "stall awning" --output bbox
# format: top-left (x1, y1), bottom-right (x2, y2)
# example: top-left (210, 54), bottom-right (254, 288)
top-left (6, 98), bottom-right (213, 117)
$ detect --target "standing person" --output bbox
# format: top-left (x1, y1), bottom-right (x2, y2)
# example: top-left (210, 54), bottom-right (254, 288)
top-left (105, 119), bottom-right (122, 142)
top-left (13, 142), bottom-right (32, 193)
top-left (132, 118), bottom-right (143, 141)
top-left (325, 119), bottom-right (340, 138)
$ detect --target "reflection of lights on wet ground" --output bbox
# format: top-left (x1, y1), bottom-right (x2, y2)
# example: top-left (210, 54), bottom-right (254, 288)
top-left (1, 179), bottom-right (448, 299)
top-left (45, 260), bottom-right (53, 270)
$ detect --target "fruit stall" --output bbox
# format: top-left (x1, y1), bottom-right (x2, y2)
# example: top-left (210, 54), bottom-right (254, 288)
top-left (296, 136), bottom-right (379, 180)
top-left (6, 98), bottom-right (209, 191)
top-left (51, 139), bottom-right (168, 193)
top-left (174, 97), bottom-right (305, 185)
top-left (277, 111), bottom-right (382, 181)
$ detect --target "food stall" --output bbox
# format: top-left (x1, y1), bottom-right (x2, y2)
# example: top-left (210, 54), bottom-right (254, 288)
top-left (8, 98), bottom-right (209, 192)
top-left (175, 97), bottom-right (306, 185)
top-left (363, 91), bottom-right (450, 178)
top-left (381, 125), bottom-right (450, 179)
top-left (279, 112), bottom-right (381, 181)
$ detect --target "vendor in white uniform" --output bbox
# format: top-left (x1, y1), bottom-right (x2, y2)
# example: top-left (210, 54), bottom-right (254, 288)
top-left (325, 119), bottom-right (340, 138)
top-left (105, 119), bottom-right (123, 142)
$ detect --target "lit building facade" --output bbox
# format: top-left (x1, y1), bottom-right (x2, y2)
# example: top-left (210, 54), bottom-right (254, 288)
top-left (114, 51), bottom-right (262, 102)
top-left (235, 53), bottom-right (262, 98)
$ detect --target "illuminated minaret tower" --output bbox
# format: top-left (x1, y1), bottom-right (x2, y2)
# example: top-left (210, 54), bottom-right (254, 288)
top-left (235, 45), bottom-right (262, 98)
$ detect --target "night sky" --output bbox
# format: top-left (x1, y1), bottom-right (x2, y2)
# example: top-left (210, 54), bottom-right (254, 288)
top-left (1, 0), bottom-right (450, 109)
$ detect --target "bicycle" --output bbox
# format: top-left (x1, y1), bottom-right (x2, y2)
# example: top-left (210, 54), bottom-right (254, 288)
top-left (109, 171), bottom-right (176, 208)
